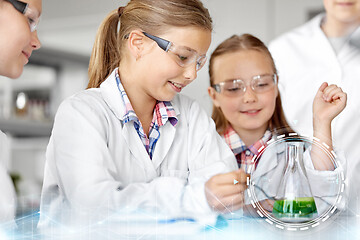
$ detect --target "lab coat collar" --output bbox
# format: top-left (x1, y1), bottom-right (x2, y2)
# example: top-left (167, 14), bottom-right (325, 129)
top-left (120, 118), bottom-right (177, 175)
top-left (121, 124), bottom-right (158, 178)
top-left (308, 14), bottom-right (343, 82)
top-left (100, 69), bottom-right (127, 122)
top-left (152, 122), bottom-right (176, 170)
top-left (100, 68), bottom-right (181, 124)
top-left (339, 24), bottom-right (360, 60)
top-left (317, 12), bottom-right (360, 49)
top-left (312, 13), bottom-right (360, 65)
top-left (99, 68), bottom-right (179, 173)
top-left (309, 13), bottom-right (325, 35)
top-left (99, 70), bottom-right (154, 172)
top-left (311, 14), bottom-right (338, 59)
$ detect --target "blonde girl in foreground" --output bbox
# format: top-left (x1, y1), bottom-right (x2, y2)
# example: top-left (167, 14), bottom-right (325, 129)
top-left (39, 0), bottom-right (247, 227)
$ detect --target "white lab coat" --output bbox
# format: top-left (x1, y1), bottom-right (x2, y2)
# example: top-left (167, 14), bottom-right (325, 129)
top-left (0, 130), bottom-right (16, 223)
top-left (246, 140), bottom-right (346, 215)
top-left (269, 14), bottom-right (360, 216)
top-left (38, 69), bottom-right (238, 227)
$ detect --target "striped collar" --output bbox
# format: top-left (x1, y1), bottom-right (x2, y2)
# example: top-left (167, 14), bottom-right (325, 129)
top-left (223, 125), bottom-right (272, 157)
top-left (114, 68), bottom-right (178, 127)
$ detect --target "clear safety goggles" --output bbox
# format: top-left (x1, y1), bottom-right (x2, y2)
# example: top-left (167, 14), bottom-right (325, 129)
top-left (5, 0), bottom-right (40, 32)
top-left (212, 74), bottom-right (278, 97)
top-left (143, 32), bottom-right (207, 71)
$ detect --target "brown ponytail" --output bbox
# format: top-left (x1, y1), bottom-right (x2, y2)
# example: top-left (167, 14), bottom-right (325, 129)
top-left (87, 10), bottom-right (121, 88)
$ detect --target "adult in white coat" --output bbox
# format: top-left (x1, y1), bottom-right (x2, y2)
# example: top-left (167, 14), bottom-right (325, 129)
top-left (0, 0), bottom-right (42, 223)
top-left (269, 0), bottom-right (360, 216)
top-left (39, 0), bottom-right (246, 228)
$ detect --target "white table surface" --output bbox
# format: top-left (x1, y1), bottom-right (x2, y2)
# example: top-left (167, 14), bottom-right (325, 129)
top-left (1, 212), bottom-right (359, 240)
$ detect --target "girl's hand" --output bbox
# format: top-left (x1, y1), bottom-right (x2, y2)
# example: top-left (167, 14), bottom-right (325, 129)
top-left (311, 82), bottom-right (345, 171)
top-left (243, 199), bottom-right (274, 216)
top-left (313, 82), bottom-right (347, 124)
top-left (205, 169), bottom-right (249, 213)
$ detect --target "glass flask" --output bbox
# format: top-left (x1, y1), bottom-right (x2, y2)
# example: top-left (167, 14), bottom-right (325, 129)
top-left (272, 141), bottom-right (317, 221)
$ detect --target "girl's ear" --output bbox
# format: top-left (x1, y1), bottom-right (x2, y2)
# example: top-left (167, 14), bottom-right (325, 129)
top-left (127, 30), bottom-right (146, 60)
top-left (208, 86), bottom-right (221, 107)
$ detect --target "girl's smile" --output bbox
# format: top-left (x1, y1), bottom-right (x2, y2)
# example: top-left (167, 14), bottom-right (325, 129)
top-left (336, 1), bottom-right (356, 6)
top-left (240, 108), bottom-right (261, 116)
top-left (168, 80), bottom-right (185, 92)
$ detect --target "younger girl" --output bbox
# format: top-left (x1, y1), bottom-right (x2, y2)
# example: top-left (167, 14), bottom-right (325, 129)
top-left (208, 34), bottom-right (347, 215)
top-left (39, 0), bottom-right (247, 227)
top-left (0, 0), bottom-right (42, 222)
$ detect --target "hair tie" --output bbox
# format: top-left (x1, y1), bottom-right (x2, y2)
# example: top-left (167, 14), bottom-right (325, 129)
top-left (118, 6), bottom-right (125, 18)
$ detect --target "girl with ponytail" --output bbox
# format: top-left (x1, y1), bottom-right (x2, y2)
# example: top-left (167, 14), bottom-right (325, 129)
top-left (39, 0), bottom-right (247, 227)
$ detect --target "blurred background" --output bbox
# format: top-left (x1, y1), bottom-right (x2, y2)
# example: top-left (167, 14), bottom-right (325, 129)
top-left (0, 0), bottom-right (324, 216)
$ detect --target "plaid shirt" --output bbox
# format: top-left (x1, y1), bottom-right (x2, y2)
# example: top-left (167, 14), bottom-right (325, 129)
top-left (115, 69), bottom-right (178, 159)
top-left (223, 125), bottom-right (272, 173)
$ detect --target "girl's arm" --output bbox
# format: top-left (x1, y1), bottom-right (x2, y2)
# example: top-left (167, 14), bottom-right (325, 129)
top-left (311, 82), bottom-right (347, 170)
top-left (205, 169), bottom-right (249, 213)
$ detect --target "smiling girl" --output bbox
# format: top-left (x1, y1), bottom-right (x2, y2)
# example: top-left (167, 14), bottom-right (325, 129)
top-left (0, 0), bottom-right (41, 78)
top-left (208, 34), bottom-right (347, 214)
top-left (39, 0), bottom-right (246, 227)
top-left (0, 0), bottom-right (42, 223)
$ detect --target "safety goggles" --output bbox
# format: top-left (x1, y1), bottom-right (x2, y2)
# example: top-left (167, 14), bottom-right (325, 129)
top-left (5, 0), bottom-right (40, 32)
top-left (143, 32), bottom-right (207, 71)
top-left (212, 74), bottom-right (277, 97)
